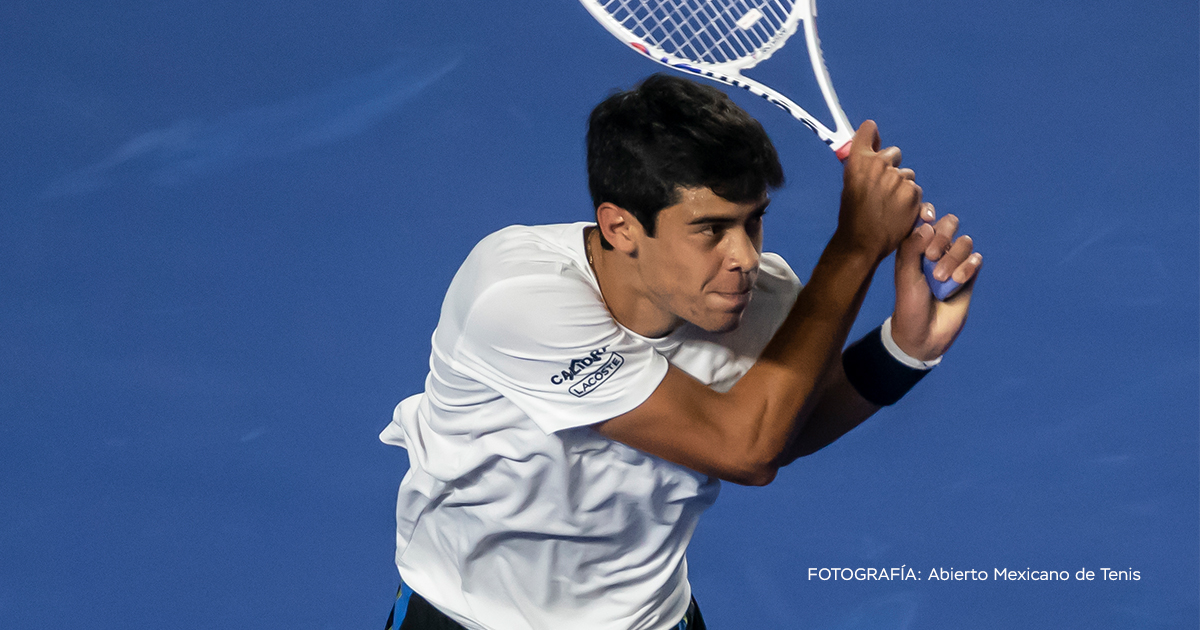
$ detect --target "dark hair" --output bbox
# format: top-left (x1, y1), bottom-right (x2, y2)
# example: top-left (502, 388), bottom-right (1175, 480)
top-left (586, 74), bottom-right (784, 246)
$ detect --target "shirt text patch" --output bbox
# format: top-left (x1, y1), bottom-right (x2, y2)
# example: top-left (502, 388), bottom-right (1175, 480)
top-left (569, 353), bottom-right (625, 397)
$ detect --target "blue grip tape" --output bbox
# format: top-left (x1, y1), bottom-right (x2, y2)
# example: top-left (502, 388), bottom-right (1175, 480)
top-left (922, 256), bottom-right (962, 301)
top-left (914, 217), bottom-right (964, 301)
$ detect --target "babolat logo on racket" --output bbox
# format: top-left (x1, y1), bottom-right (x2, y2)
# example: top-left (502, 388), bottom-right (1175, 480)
top-left (550, 347), bottom-right (608, 385)
top-left (568, 353), bottom-right (625, 398)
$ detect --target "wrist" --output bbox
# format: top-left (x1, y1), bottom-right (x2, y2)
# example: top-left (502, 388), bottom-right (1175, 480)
top-left (882, 317), bottom-right (943, 368)
top-left (825, 230), bottom-right (886, 269)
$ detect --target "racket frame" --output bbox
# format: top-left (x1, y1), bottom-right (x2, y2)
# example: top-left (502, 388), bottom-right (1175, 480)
top-left (581, 1), bottom-right (964, 301)
top-left (578, 0), bottom-right (854, 159)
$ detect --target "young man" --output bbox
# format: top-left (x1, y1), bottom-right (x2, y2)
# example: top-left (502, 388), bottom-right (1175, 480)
top-left (380, 74), bottom-right (981, 630)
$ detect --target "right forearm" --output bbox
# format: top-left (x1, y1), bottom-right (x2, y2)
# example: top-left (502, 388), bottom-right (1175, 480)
top-left (723, 120), bottom-right (922, 469)
top-left (728, 235), bottom-right (880, 465)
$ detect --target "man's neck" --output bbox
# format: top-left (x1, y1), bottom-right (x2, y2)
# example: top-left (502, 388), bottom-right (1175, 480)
top-left (586, 227), bottom-right (680, 339)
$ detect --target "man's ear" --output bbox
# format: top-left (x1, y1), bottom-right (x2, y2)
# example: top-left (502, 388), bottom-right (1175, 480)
top-left (596, 202), bottom-right (643, 255)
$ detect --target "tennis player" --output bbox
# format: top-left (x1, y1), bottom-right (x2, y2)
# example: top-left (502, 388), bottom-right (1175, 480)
top-left (380, 74), bottom-right (981, 630)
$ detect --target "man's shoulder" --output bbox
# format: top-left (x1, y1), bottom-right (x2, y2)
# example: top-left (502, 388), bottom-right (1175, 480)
top-left (472, 222), bottom-right (590, 262)
top-left (437, 222), bottom-right (601, 339)
top-left (456, 222), bottom-right (592, 287)
top-left (756, 251), bottom-right (803, 299)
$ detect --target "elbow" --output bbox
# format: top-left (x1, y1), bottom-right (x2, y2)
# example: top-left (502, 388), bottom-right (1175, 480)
top-left (706, 402), bottom-right (786, 485)
top-left (717, 431), bottom-right (784, 486)
top-left (742, 466), bottom-right (778, 486)
top-left (724, 461), bottom-right (779, 487)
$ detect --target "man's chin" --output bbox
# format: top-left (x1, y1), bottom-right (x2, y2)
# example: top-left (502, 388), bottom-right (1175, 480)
top-left (697, 312), bottom-right (745, 334)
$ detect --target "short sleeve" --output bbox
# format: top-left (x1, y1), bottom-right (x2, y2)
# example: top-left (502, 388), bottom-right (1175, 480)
top-left (449, 273), bottom-right (668, 434)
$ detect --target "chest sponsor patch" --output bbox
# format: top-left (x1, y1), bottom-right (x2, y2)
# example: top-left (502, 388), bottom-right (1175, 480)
top-left (550, 347), bottom-right (608, 385)
top-left (568, 352), bottom-right (625, 398)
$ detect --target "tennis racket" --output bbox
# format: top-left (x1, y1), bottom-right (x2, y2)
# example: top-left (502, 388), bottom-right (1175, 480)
top-left (578, 0), bottom-right (963, 300)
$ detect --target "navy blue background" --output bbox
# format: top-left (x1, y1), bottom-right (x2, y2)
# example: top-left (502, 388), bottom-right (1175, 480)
top-left (2, 1), bottom-right (1197, 628)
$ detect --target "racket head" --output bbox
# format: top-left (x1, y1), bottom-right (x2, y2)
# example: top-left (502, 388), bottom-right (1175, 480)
top-left (579, 0), bottom-right (853, 155)
top-left (581, 0), bottom-right (807, 72)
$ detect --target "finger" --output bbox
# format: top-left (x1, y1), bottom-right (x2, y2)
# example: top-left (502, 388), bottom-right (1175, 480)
top-left (877, 145), bottom-right (902, 167)
top-left (852, 120), bottom-right (881, 154)
top-left (917, 202), bottom-right (936, 225)
top-left (892, 180), bottom-right (923, 233)
top-left (907, 181), bottom-right (924, 214)
top-left (897, 222), bottom-right (935, 288)
top-left (944, 253), bottom-right (982, 306)
top-left (933, 234), bottom-right (973, 282)
top-left (951, 251), bottom-right (983, 284)
top-left (924, 213), bottom-right (960, 260)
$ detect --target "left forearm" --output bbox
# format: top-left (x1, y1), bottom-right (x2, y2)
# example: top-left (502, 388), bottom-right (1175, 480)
top-left (774, 359), bottom-right (879, 464)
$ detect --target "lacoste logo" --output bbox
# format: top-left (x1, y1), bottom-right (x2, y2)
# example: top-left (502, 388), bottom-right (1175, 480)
top-left (550, 347), bottom-right (608, 385)
top-left (568, 353), bottom-right (624, 398)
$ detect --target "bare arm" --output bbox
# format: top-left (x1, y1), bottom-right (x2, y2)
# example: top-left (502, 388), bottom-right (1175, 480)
top-left (595, 121), bottom-right (922, 485)
top-left (776, 359), bottom-right (880, 463)
top-left (779, 190), bottom-right (987, 463)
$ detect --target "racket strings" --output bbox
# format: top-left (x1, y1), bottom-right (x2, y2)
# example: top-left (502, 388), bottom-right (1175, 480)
top-left (599, 0), bottom-right (795, 65)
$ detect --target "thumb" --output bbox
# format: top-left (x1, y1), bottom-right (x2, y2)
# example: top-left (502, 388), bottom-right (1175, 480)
top-left (851, 120), bottom-right (881, 155)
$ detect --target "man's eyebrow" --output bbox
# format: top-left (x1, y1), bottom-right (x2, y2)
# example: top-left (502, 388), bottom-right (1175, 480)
top-left (686, 199), bottom-right (771, 225)
top-left (687, 215), bottom-right (738, 225)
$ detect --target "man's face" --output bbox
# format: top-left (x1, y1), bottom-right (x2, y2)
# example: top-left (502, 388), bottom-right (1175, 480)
top-left (632, 187), bottom-right (767, 334)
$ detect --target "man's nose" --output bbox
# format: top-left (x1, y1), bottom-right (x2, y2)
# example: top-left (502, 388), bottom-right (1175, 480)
top-left (726, 229), bottom-right (760, 273)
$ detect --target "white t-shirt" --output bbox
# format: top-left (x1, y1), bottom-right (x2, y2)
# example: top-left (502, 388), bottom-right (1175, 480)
top-left (380, 222), bottom-right (801, 630)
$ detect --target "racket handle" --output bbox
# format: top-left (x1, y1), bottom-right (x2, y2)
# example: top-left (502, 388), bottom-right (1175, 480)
top-left (922, 256), bottom-right (962, 300)
top-left (915, 217), bottom-right (963, 301)
top-left (840, 139), bottom-right (961, 300)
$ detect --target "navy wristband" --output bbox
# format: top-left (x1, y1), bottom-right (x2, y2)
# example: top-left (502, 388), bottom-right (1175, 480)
top-left (842, 325), bottom-right (931, 406)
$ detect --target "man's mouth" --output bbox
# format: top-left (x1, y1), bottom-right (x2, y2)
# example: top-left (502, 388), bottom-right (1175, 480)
top-left (713, 289), bottom-right (752, 310)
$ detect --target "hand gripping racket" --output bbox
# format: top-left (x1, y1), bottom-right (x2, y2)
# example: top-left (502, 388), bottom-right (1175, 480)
top-left (578, 0), bottom-right (962, 299)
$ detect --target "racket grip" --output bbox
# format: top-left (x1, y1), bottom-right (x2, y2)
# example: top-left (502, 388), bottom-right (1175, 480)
top-left (842, 139), bottom-right (960, 299)
top-left (915, 216), bottom-right (963, 301)
top-left (922, 257), bottom-right (962, 300)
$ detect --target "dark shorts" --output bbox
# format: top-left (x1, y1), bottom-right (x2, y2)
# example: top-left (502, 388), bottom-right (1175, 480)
top-left (385, 582), bottom-right (707, 630)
